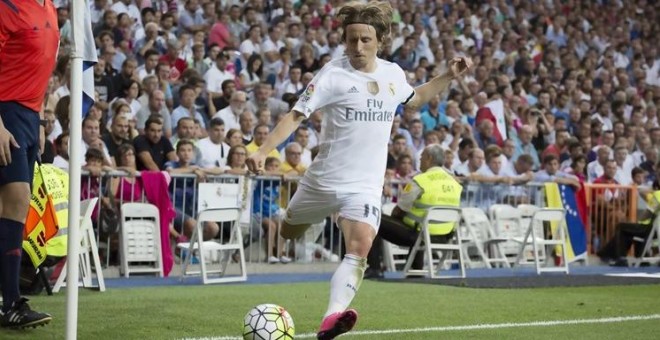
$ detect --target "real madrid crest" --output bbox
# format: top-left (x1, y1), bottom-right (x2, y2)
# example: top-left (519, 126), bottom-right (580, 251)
top-left (367, 81), bottom-right (379, 95)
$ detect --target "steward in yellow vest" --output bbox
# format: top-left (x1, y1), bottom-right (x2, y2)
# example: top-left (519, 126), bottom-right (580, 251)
top-left (596, 184), bottom-right (660, 266)
top-left (366, 145), bottom-right (463, 279)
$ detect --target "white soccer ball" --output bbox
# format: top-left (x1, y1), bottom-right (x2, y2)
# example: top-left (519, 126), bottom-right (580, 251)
top-left (243, 303), bottom-right (295, 340)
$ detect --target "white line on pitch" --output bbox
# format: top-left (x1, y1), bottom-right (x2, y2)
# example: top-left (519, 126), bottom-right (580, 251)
top-left (182, 313), bottom-right (660, 340)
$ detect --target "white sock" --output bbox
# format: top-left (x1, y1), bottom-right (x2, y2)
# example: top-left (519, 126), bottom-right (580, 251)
top-left (324, 254), bottom-right (367, 318)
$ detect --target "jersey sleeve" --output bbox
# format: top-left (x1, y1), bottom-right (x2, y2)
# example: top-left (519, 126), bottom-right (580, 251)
top-left (395, 65), bottom-right (415, 105)
top-left (292, 66), bottom-right (335, 118)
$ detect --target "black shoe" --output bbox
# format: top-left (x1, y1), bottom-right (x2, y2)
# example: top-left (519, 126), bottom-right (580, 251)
top-left (364, 267), bottom-right (384, 280)
top-left (0, 298), bottom-right (52, 329)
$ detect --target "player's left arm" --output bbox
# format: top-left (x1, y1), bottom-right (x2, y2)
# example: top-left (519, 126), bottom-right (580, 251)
top-left (404, 57), bottom-right (473, 111)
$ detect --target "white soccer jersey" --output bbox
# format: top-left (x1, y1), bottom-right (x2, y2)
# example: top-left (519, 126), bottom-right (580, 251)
top-left (293, 57), bottom-right (415, 196)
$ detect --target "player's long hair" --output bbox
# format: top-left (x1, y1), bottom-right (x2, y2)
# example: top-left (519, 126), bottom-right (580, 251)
top-left (337, 1), bottom-right (393, 43)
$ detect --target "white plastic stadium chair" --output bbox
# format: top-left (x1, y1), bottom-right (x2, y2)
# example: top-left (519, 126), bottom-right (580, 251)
top-left (517, 204), bottom-right (546, 263)
top-left (403, 206), bottom-right (465, 279)
top-left (53, 198), bottom-right (106, 293)
top-left (632, 215), bottom-right (660, 267)
top-left (514, 208), bottom-right (569, 274)
top-left (119, 203), bottom-right (163, 277)
top-left (460, 207), bottom-right (509, 268)
top-left (180, 208), bottom-right (247, 284)
top-left (489, 204), bottom-right (538, 264)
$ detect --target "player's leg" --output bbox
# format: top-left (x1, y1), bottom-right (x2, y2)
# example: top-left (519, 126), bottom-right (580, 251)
top-left (317, 194), bottom-right (380, 340)
top-left (0, 105), bottom-right (51, 328)
top-left (280, 185), bottom-right (335, 240)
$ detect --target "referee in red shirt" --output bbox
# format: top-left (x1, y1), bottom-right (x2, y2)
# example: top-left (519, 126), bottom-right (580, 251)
top-left (0, 0), bottom-right (59, 329)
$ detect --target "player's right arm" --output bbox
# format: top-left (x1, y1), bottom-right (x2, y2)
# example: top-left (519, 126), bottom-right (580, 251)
top-left (247, 110), bottom-right (305, 173)
top-left (248, 66), bottom-right (335, 174)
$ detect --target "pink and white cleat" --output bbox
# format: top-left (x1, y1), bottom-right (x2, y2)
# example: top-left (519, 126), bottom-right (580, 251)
top-left (316, 309), bottom-right (358, 340)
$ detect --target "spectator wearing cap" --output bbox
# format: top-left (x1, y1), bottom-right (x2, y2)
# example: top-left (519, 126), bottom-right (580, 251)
top-left (204, 50), bottom-right (234, 100)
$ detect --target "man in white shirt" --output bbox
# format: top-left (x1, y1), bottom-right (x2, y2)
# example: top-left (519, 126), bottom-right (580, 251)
top-left (213, 91), bottom-right (247, 131)
top-left (239, 24), bottom-right (262, 64)
top-left (110, 0), bottom-right (142, 29)
top-left (204, 51), bottom-right (234, 99)
top-left (614, 145), bottom-right (633, 185)
top-left (261, 25), bottom-right (286, 78)
top-left (500, 154), bottom-right (535, 203)
top-left (246, 3), bottom-right (471, 338)
top-left (276, 65), bottom-right (304, 99)
top-left (197, 118), bottom-right (230, 168)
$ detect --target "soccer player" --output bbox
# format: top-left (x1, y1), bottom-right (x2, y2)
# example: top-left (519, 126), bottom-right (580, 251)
top-left (0, 0), bottom-right (59, 329)
top-left (247, 2), bottom-right (471, 339)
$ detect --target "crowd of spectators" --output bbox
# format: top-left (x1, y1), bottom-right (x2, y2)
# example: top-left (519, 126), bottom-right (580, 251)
top-left (41, 0), bottom-right (659, 260)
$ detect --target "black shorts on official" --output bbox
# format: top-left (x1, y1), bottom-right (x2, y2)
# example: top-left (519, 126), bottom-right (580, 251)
top-left (0, 101), bottom-right (40, 187)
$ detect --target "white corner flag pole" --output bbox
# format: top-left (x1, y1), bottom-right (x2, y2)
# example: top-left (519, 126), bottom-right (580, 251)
top-left (66, 0), bottom-right (86, 339)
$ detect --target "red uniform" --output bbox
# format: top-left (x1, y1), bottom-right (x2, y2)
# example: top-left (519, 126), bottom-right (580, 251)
top-left (0, 0), bottom-right (60, 112)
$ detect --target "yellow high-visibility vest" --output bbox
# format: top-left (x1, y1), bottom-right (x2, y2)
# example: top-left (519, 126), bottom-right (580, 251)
top-left (402, 168), bottom-right (462, 235)
top-left (640, 190), bottom-right (660, 225)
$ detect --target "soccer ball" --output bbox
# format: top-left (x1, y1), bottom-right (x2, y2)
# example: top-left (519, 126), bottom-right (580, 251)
top-left (243, 304), bottom-right (295, 340)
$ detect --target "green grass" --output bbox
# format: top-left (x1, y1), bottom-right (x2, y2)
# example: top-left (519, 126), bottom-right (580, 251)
top-left (3, 281), bottom-right (660, 340)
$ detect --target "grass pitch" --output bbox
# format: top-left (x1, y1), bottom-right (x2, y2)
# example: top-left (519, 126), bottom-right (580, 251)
top-left (3, 281), bottom-right (660, 339)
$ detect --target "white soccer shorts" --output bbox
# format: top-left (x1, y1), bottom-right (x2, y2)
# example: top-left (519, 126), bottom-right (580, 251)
top-left (284, 184), bottom-right (382, 230)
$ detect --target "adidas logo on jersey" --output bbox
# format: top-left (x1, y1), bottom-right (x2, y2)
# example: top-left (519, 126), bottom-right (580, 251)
top-left (348, 86), bottom-right (359, 94)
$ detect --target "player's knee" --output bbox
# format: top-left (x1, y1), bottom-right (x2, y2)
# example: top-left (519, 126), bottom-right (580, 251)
top-left (346, 238), bottom-right (373, 258)
top-left (0, 183), bottom-right (31, 221)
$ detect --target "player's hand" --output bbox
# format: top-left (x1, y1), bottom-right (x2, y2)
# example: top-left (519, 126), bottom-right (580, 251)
top-left (448, 57), bottom-right (473, 79)
top-left (0, 125), bottom-right (19, 166)
top-left (246, 151), bottom-right (266, 175)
